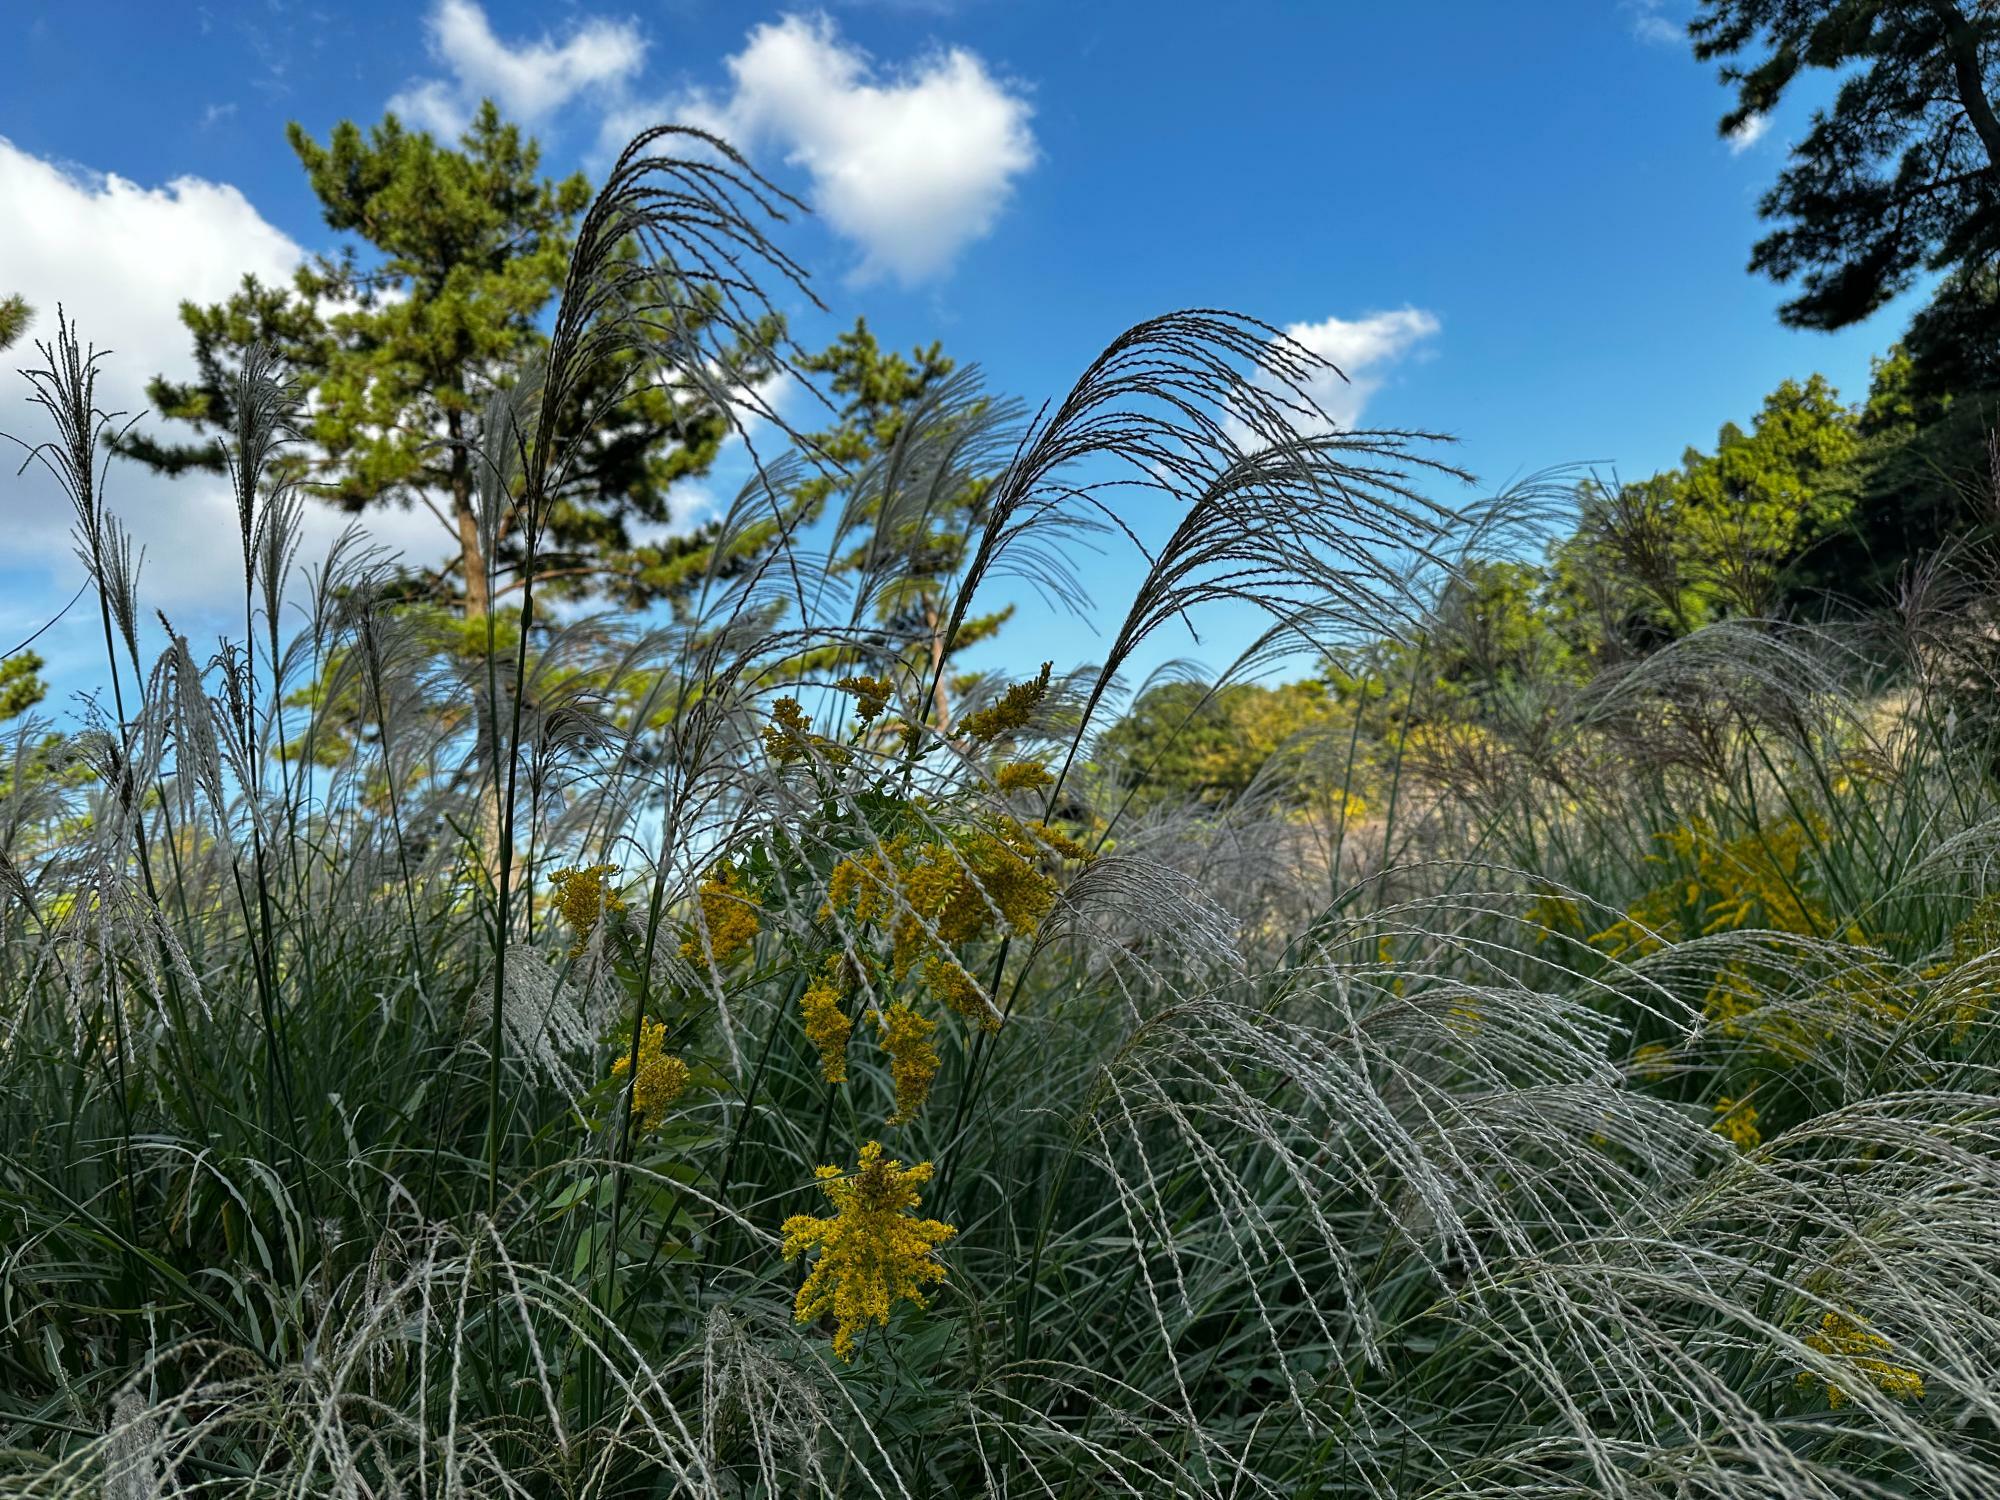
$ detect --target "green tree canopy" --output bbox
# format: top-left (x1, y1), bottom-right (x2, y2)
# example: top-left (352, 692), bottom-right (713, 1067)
top-left (0, 652), bottom-right (46, 723)
top-left (1691, 0), bottom-right (2000, 332)
top-left (0, 295), bottom-right (30, 352)
top-left (1095, 678), bottom-right (1344, 817)
top-left (124, 102), bottom-right (767, 617)
top-left (1553, 375), bottom-right (1860, 640)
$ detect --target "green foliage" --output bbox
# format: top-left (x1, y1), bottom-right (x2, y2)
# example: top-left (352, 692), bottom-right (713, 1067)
top-left (1691, 0), bottom-right (2000, 331)
top-left (0, 651), bottom-right (45, 722)
top-left (1793, 340), bottom-right (2000, 604)
top-left (1547, 374), bottom-right (1860, 645)
top-left (0, 294), bottom-right (30, 352)
top-left (1095, 677), bottom-right (1343, 814)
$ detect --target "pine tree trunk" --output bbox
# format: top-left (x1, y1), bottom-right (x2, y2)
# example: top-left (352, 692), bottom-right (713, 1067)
top-left (926, 598), bottom-right (952, 733)
top-left (449, 411), bottom-right (489, 619)
top-left (447, 408), bottom-right (503, 871)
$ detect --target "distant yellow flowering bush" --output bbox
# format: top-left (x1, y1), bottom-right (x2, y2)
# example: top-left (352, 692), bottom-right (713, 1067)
top-left (1711, 1094), bottom-right (1761, 1150)
top-left (1592, 815), bottom-right (1834, 962)
top-left (781, 1141), bottom-right (956, 1361)
top-left (1797, 1309), bottom-right (1925, 1408)
top-left (1924, 893), bottom-right (2000, 1042)
top-left (611, 1019), bottom-right (690, 1132)
top-left (550, 864), bottom-right (624, 959)
top-left (1588, 815), bottom-right (1888, 1057)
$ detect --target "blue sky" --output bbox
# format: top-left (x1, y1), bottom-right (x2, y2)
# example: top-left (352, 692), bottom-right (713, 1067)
top-left (0, 0), bottom-right (1930, 703)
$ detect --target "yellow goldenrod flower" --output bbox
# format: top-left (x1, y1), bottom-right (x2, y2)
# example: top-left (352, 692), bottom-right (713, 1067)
top-left (922, 953), bottom-right (998, 1031)
top-left (1712, 1094), bottom-right (1761, 1150)
top-left (801, 962), bottom-right (854, 1083)
top-left (762, 697), bottom-right (852, 768)
top-left (958, 662), bottom-right (1052, 745)
top-left (683, 861), bottom-right (761, 967)
top-left (781, 1141), bottom-right (956, 1361)
top-left (872, 1002), bottom-right (940, 1123)
top-left (611, 1019), bottom-right (690, 1132)
top-left (835, 674), bottom-right (897, 722)
top-left (550, 863), bottom-right (624, 959)
top-left (1798, 1309), bottom-right (1925, 1408)
top-left (1524, 888), bottom-right (1583, 944)
top-left (1938, 893), bottom-right (2000, 1042)
top-left (996, 760), bottom-right (1053, 793)
top-left (763, 697), bottom-right (814, 765)
top-left (1590, 815), bottom-right (1836, 962)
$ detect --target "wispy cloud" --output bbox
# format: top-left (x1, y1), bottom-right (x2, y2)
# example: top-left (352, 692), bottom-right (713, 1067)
top-left (1726, 111), bottom-right (1771, 153)
top-left (1624, 0), bottom-right (1683, 47)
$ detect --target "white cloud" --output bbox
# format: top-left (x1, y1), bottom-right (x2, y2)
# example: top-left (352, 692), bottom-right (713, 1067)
top-left (390, 0), bottom-right (645, 137)
top-left (1625, 1), bottom-right (1682, 46)
top-left (0, 139), bottom-right (453, 626)
top-left (621, 14), bottom-right (1035, 285)
top-left (1277, 308), bottom-right (1441, 433)
top-left (1726, 112), bottom-right (1771, 154)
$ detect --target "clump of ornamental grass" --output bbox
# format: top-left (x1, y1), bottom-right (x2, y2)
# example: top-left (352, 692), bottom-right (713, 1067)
top-left (1, 125), bottom-right (1999, 1500)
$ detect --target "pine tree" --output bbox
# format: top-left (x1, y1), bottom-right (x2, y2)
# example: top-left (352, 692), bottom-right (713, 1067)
top-left (792, 319), bottom-right (1011, 729)
top-left (0, 296), bottom-right (30, 352)
top-left (123, 102), bottom-right (772, 618)
top-left (1692, 0), bottom-right (2000, 333)
top-left (0, 652), bottom-right (45, 722)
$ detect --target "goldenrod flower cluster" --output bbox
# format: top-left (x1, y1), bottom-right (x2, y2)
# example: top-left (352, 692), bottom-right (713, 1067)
top-left (1797, 1308), bottom-right (1926, 1408)
top-left (550, 863), bottom-right (624, 959)
top-left (781, 1141), bottom-right (956, 1361)
top-left (920, 953), bottom-right (995, 1030)
top-left (835, 674), bottom-right (897, 722)
top-left (872, 1002), bottom-right (940, 1123)
top-left (1592, 816), bottom-right (1833, 962)
top-left (1929, 893), bottom-right (2000, 1041)
top-left (611, 1018), bottom-right (690, 1132)
top-left (823, 816), bottom-right (1079, 1035)
top-left (996, 759), bottom-right (1053, 793)
top-left (1711, 1094), bottom-right (1761, 1150)
top-left (1524, 887), bottom-right (1584, 945)
top-left (958, 662), bottom-right (1051, 744)
top-left (762, 697), bottom-right (851, 768)
top-left (682, 860), bottom-right (761, 968)
top-left (801, 960), bottom-right (854, 1082)
top-left (1590, 815), bottom-right (1884, 1056)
